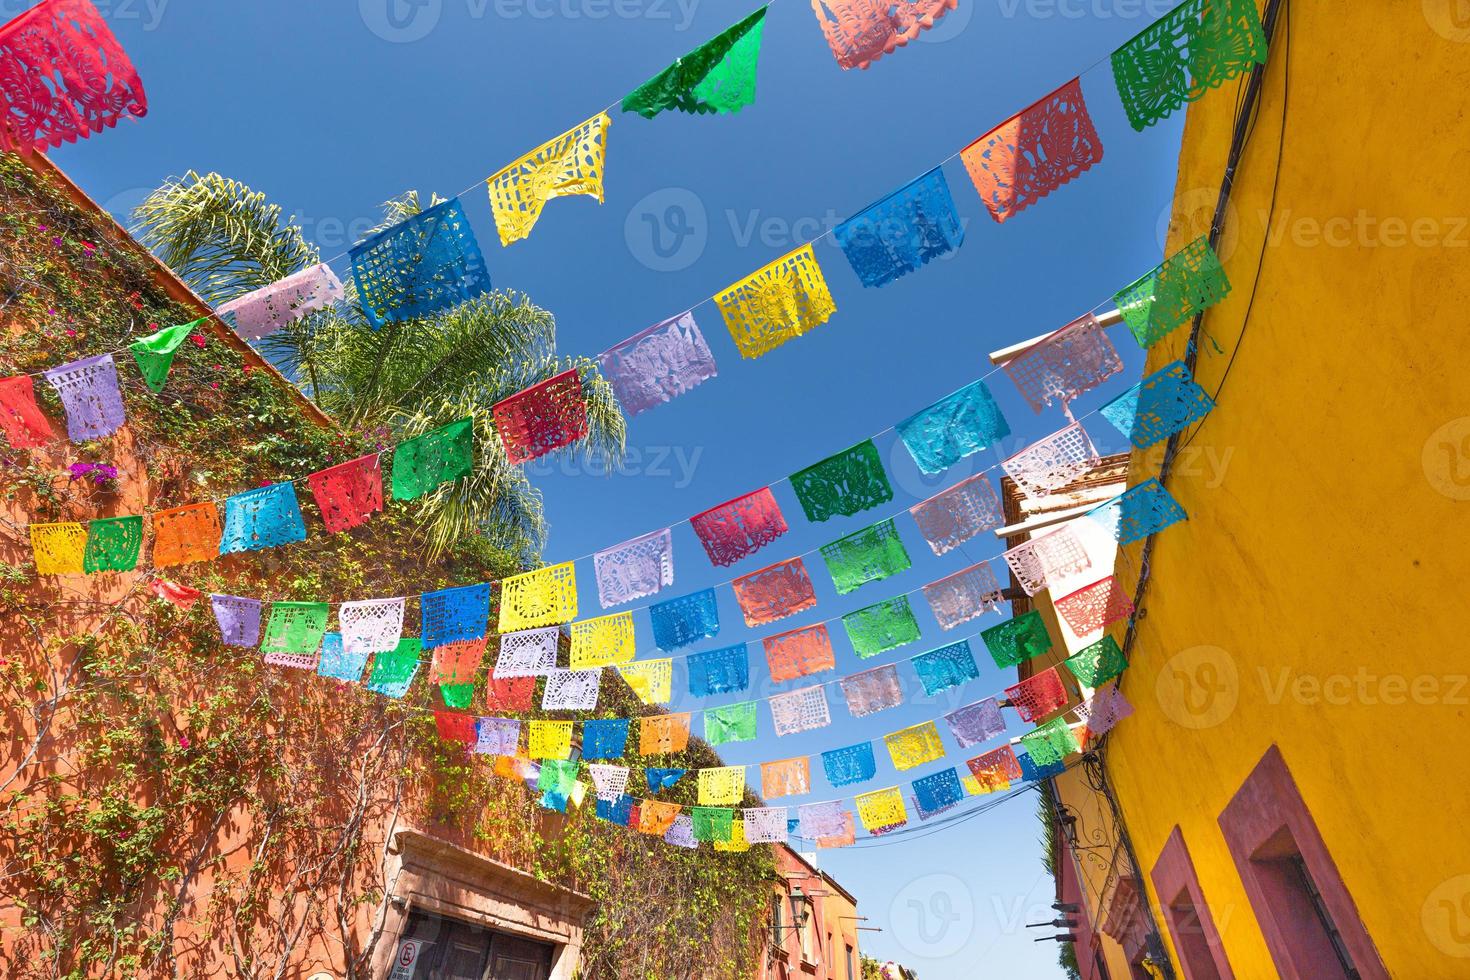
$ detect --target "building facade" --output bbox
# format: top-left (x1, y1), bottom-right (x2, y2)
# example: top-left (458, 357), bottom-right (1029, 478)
top-left (761, 846), bottom-right (861, 980)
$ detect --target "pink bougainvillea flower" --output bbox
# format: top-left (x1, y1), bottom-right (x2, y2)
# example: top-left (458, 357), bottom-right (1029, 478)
top-left (189, 333), bottom-right (207, 348)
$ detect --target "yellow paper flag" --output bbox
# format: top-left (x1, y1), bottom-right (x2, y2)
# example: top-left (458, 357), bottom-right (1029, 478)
top-left (716, 244), bottom-right (836, 359)
top-left (487, 113), bottom-right (610, 246)
top-left (499, 562), bottom-right (578, 632)
top-left (698, 765), bottom-right (746, 805)
top-left (528, 720), bottom-right (574, 760)
top-left (855, 786), bottom-right (908, 832)
top-left (618, 658), bottom-right (672, 704)
top-left (569, 611), bottom-right (635, 669)
top-left (30, 522), bottom-right (87, 575)
top-left (884, 720), bottom-right (946, 772)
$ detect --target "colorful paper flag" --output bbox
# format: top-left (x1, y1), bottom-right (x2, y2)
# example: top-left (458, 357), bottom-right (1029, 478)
top-left (339, 597), bottom-right (406, 656)
top-left (1100, 360), bottom-right (1215, 449)
top-left (1064, 635), bottom-right (1128, 687)
top-left (622, 7), bottom-right (767, 118)
top-left (896, 379), bottom-right (1009, 475)
top-left (366, 638), bottom-right (421, 698)
top-left (820, 518), bottom-right (911, 595)
top-left (487, 112), bottom-right (610, 246)
top-left (691, 487), bottom-right (789, 567)
top-left (82, 516), bottom-right (142, 573)
top-left (944, 698), bottom-right (1006, 749)
top-left (435, 711), bottom-right (478, 745)
top-left (598, 311), bottom-right (718, 419)
top-left (910, 474), bottom-right (1004, 557)
top-left (687, 644), bottom-right (750, 696)
top-left (429, 639), bottom-right (486, 686)
top-left (1114, 236), bottom-right (1231, 348)
top-left (261, 601), bottom-right (329, 657)
top-left (219, 483), bottom-right (307, 554)
top-left (1002, 526), bottom-right (1092, 596)
top-left (44, 354), bottom-right (124, 442)
top-left (1002, 313), bottom-right (1123, 414)
top-left (307, 454), bottom-right (384, 533)
top-left (420, 583), bottom-right (491, 649)
top-left (0, 375), bottom-right (53, 448)
top-left (541, 668), bottom-right (601, 711)
top-left (698, 765), bottom-right (747, 805)
top-left (760, 756), bottom-right (811, 799)
top-left (391, 417), bottom-right (474, 501)
top-left (855, 786), bottom-right (907, 833)
top-left (30, 522), bottom-right (87, 575)
top-left (474, 717), bottom-right (522, 755)
top-left (129, 319), bottom-right (200, 393)
top-left (1004, 666), bottom-right (1070, 723)
top-left (731, 557), bottom-right (817, 627)
top-left (1088, 478), bottom-right (1186, 545)
top-left (528, 719), bottom-right (574, 759)
top-left (799, 800), bottom-right (849, 840)
top-left (790, 439), bottom-right (893, 523)
top-left (150, 503), bottom-right (221, 568)
top-left (618, 659), bottom-right (673, 704)
top-left (809, 0), bottom-right (956, 71)
top-left (212, 594), bottom-right (263, 648)
top-left (485, 675), bottom-right (538, 712)
top-left (1075, 685), bottom-right (1133, 736)
top-left (1019, 716), bottom-right (1079, 767)
top-left (217, 264), bottom-right (344, 341)
top-left (822, 741), bottom-right (877, 787)
top-left (649, 588), bottom-right (720, 651)
top-left (499, 561), bottom-right (578, 632)
top-left (839, 663), bottom-right (904, 718)
top-left (968, 744), bottom-right (1022, 791)
top-left (569, 611), bottom-right (636, 668)
top-left (492, 369), bottom-right (589, 465)
top-left (833, 168), bottom-right (963, 287)
top-left (1001, 422), bottom-right (1099, 498)
top-left (640, 713), bottom-right (692, 755)
top-left (842, 595), bottom-right (921, 657)
top-left (913, 768), bottom-right (964, 817)
top-left (763, 623), bottom-right (836, 682)
top-left (884, 720), bottom-right (945, 771)
top-left (494, 626), bottom-right (559, 678)
top-left (744, 806), bottom-right (788, 844)
top-left (770, 685), bottom-right (830, 737)
top-left (923, 563), bottom-right (1004, 631)
top-left (318, 632), bottom-right (369, 683)
top-left (583, 718), bottom-right (630, 760)
top-left (715, 244), bottom-right (836, 359)
top-left (1055, 576), bottom-right (1134, 636)
top-left (981, 611), bottom-right (1053, 669)
top-left (589, 763), bottom-right (630, 802)
top-left (593, 527), bottom-right (674, 609)
top-left (911, 640), bottom-right (979, 697)
top-left (349, 198), bottom-right (491, 330)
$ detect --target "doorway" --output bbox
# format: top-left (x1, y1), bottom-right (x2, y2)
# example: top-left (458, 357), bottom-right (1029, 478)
top-left (401, 909), bottom-right (555, 980)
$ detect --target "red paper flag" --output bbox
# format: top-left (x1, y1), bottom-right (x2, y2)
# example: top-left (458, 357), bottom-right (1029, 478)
top-left (967, 745), bottom-right (1023, 791)
top-left (691, 488), bottom-right (789, 567)
top-left (307, 453), bottom-right (384, 533)
top-left (1004, 666), bottom-right (1070, 723)
top-left (434, 710), bottom-right (478, 745)
top-left (485, 675), bottom-right (537, 712)
top-left (492, 369), bottom-right (588, 464)
top-left (0, 375), bottom-right (53, 448)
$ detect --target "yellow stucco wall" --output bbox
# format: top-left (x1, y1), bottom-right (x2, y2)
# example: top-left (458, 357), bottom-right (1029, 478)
top-left (1106, 2), bottom-right (1470, 977)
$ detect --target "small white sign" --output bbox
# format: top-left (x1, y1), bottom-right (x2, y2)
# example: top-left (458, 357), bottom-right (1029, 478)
top-left (389, 939), bottom-right (425, 980)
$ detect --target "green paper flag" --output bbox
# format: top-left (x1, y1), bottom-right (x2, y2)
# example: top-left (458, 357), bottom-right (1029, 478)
top-left (369, 638), bottom-right (422, 687)
top-left (82, 515), bottom-right (143, 573)
top-left (820, 519), bottom-right (912, 596)
top-left (790, 439), bottom-right (894, 523)
top-left (981, 610), bottom-right (1052, 669)
top-left (842, 595), bottom-right (921, 658)
top-left (391, 417), bottom-right (474, 501)
top-left (440, 683), bottom-right (475, 709)
top-left (622, 8), bottom-right (767, 119)
top-left (129, 318), bottom-right (204, 393)
top-left (261, 601), bottom-right (330, 655)
top-left (705, 701), bottom-right (758, 746)
top-left (1113, 237), bottom-right (1231, 348)
top-left (1020, 716), bottom-right (1079, 767)
top-left (538, 758), bottom-right (579, 795)
top-left (1065, 636), bottom-right (1128, 687)
top-left (691, 805), bottom-right (735, 842)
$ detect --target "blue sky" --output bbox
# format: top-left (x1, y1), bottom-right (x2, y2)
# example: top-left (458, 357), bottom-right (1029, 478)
top-left (50, 0), bottom-right (1184, 973)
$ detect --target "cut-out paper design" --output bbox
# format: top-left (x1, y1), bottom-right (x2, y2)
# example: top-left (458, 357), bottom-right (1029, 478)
top-left (589, 763), bottom-right (630, 802)
top-left (815, 812), bottom-right (856, 848)
top-left (429, 639), bottom-right (485, 686)
top-left (944, 698), bottom-right (1006, 749)
top-left (761, 757), bottom-right (811, 799)
top-left (649, 588), bottom-right (720, 651)
top-left (420, 583), bottom-right (491, 649)
top-left (217, 264), bottom-right (344, 341)
top-left (1100, 360), bottom-right (1215, 449)
top-left (691, 806), bottom-right (735, 844)
top-left (622, 7), bottom-right (767, 119)
top-left (541, 668), bottom-right (601, 710)
top-left (1065, 635), bottom-right (1128, 687)
top-left (897, 379), bottom-right (1010, 474)
top-left (151, 577), bottom-right (202, 610)
top-left (618, 659), bottom-right (673, 704)
top-left (219, 483), bottom-right (307, 554)
top-left (499, 562), bottom-right (578, 632)
top-left (640, 713), bottom-right (692, 755)
top-left (129, 319), bottom-right (199, 393)
top-left (834, 168), bottom-right (964, 287)
top-left (1002, 526), bottom-right (1092, 596)
top-left (1056, 576), bottom-right (1134, 636)
top-left (639, 798), bottom-right (681, 836)
top-left (484, 675), bottom-right (537, 712)
top-left (764, 624), bottom-right (836, 682)
top-left (339, 597), bottom-right (406, 656)
top-left (528, 719), bottom-right (574, 759)
top-left (842, 595), bottom-right (921, 657)
top-left (1088, 478), bottom-right (1187, 545)
top-left (569, 611), bottom-right (636, 669)
top-left (646, 767), bottom-right (686, 793)
top-left (822, 742), bottom-right (877, 786)
top-left (840, 664), bottom-right (904, 718)
top-left (744, 807), bottom-right (788, 844)
top-left (770, 685), bottom-right (830, 737)
top-left (909, 473), bottom-right (1003, 557)
top-left (150, 503), bottom-right (221, 568)
top-left (1075, 685), bottom-right (1133, 736)
top-left (1003, 313), bottom-right (1123, 414)
top-left (982, 610), bottom-right (1053, 669)
top-left (44, 354), bottom-right (123, 441)
top-left (967, 745), bottom-right (1023, 792)
top-left (923, 563), bottom-right (1004, 631)
top-left (715, 244), bottom-right (836, 359)
top-left (0, 375), bottom-right (52, 448)
top-left (691, 488), bottom-right (789, 567)
top-left (687, 643), bottom-right (749, 696)
top-left (487, 112), bottom-right (609, 246)
top-left (264, 645), bottom-right (319, 672)
top-left (1019, 750), bottom-right (1066, 782)
top-left (1111, 0), bottom-right (1267, 132)
top-left (1001, 423), bottom-right (1099, 498)
top-left (913, 768), bottom-right (964, 816)
top-left (365, 638), bottom-right (420, 698)
top-left (82, 515), bottom-right (141, 573)
top-left (474, 717), bottom-right (521, 756)
top-left (884, 720), bottom-right (945, 771)
top-left (593, 528), bottom-right (674, 609)
top-left (821, 518), bottom-right (911, 595)
top-left (1019, 716), bottom-right (1079, 767)
top-left (664, 813), bottom-right (698, 848)
top-left (582, 718), bottom-right (630, 760)
top-left (855, 787), bottom-right (907, 832)
top-left (307, 454), bottom-right (384, 533)
top-left (731, 558), bottom-right (817, 629)
top-left (434, 711), bottom-right (478, 745)
top-left (714, 818), bottom-right (750, 853)
top-left (810, 0), bottom-right (956, 71)
top-left (493, 626), bottom-right (557, 678)
top-left (912, 640), bottom-right (979, 697)
top-left (962, 78), bottom-right (1103, 224)
top-left (30, 521), bottom-right (87, 575)
top-left (791, 439), bottom-right (893, 523)
top-left (0, 0), bottom-right (148, 154)
top-left (1004, 666), bottom-right (1070, 723)
top-left (540, 759), bottom-right (580, 803)
top-left (698, 765), bottom-right (747, 805)
top-left (799, 801), bottom-right (849, 840)
top-left (391, 417), bottom-right (473, 501)
top-left (261, 602), bottom-right (329, 657)
top-left (349, 198), bottom-right (491, 330)
top-left (1114, 236), bottom-right (1232, 347)
top-left (599, 312), bottom-right (718, 419)
top-left (211, 594), bottom-right (263, 648)
top-left (318, 632), bottom-right (370, 684)
top-left (440, 683), bottom-right (474, 710)
top-left (492, 369), bottom-right (589, 465)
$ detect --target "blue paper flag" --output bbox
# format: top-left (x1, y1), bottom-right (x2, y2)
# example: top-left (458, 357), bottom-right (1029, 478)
top-left (219, 483), bottom-right (307, 554)
top-left (1100, 360), bottom-right (1215, 449)
top-left (349, 198), bottom-right (493, 330)
top-left (596, 794), bottom-right (637, 825)
top-left (1019, 750), bottom-right (1066, 781)
top-left (649, 588), bottom-right (720, 651)
top-left (834, 168), bottom-right (964, 288)
top-left (897, 380), bottom-right (1011, 475)
top-left (913, 768), bottom-right (964, 815)
top-left (822, 742), bottom-right (877, 787)
top-left (687, 643), bottom-right (749, 696)
top-left (420, 583), bottom-right (491, 649)
top-left (583, 718), bottom-right (631, 760)
top-left (540, 789), bottom-right (570, 812)
top-left (1089, 478), bottom-right (1187, 545)
top-left (317, 632), bottom-right (369, 683)
top-left (912, 640), bottom-right (980, 697)
top-left (646, 767), bottom-right (687, 793)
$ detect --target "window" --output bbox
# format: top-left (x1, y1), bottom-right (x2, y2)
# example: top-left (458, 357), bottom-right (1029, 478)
top-left (1151, 827), bottom-right (1233, 979)
top-left (1218, 746), bottom-right (1389, 980)
top-left (401, 909), bottom-right (554, 980)
top-left (846, 943), bottom-right (855, 979)
top-left (771, 892), bottom-right (785, 941)
top-left (798, 900), bottom-right (814, 961)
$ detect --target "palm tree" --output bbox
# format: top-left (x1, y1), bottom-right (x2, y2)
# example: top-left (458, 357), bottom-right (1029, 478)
top-left (131, 173), bottom-right (626, 562)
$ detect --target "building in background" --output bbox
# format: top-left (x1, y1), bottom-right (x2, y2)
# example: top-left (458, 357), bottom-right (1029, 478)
top-left (762, 846), bottom-right (861, 980)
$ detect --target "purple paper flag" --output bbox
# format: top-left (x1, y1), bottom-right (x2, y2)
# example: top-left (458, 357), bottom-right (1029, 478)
top-left (211, 594), bottom-right (263, 647)
top-left (593, 528), bottom-right (675, 608)
top-left (44, 354), bottom-right (125, 442)
top-left (599, 312), bottom-right (718, 418)
top-left (944, 698), bottom-right (1006, 748)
